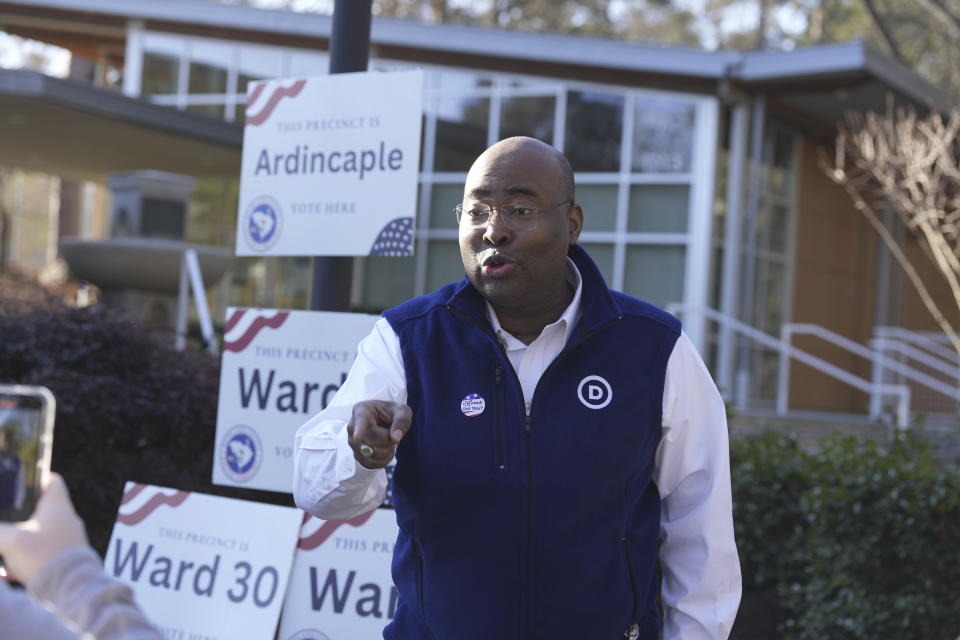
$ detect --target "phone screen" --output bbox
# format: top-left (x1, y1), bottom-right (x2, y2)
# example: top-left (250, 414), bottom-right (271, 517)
top-left (0, 390), bottom-right (51, 522)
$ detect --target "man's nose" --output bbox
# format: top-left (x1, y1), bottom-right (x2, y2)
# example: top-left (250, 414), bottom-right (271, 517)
top-left (482, 210), bottom-right (512, 245)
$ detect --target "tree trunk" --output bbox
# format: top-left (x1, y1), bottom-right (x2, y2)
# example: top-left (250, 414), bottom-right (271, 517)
top-left (861, 0), bottom-right (907, 64)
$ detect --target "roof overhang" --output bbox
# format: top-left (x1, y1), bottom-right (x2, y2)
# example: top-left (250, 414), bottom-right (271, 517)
top-left (0, 0), bottom-right (951, 142)
top-left (0, 68), bottom-right (242, 181)
top-left (734, 40), bottom-right (948, 140)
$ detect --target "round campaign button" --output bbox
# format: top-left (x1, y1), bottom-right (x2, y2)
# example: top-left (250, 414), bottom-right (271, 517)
top-left (460, 393), bottom-right (486, 417)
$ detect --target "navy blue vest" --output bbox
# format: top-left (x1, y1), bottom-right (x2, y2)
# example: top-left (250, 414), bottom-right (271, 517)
top-left (382, 244), bottom-right (680, 640)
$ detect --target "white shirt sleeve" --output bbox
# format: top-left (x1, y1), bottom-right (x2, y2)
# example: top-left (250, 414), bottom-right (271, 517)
top-left (292, 316), bottom-right (407, 521)
top-left (656, 332), bottom-right (742, 639)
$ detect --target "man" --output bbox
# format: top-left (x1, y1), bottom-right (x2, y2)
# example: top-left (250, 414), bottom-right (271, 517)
top-left (294, 137), bottom-right (741, 639)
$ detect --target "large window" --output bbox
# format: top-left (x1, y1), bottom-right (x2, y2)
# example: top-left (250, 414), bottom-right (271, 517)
top-left (409, 70), bottom-right (715, 315)
top-left (565, 91), bottom-right (623, 172)
top-left (140, 32), bottom-right (327, 122)
top-left (134, 33), bottom-right (717, 329)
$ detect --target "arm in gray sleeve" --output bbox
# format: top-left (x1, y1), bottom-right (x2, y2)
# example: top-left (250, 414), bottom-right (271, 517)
top-left (0, 578), bottom-right (79, 640)
top-left (23, 546), bottom-right (162, 640)
top-left (293, 317), bottom-right (407, 520)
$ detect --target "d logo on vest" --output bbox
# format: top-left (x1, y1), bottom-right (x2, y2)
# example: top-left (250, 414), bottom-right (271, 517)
top-left (577, 375), bottom-right (612, 410)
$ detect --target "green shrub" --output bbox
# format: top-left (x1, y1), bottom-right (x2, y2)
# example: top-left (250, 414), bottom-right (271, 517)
top-left (732, 430), bottom-right (960, 640)
top-left (731, 430), bottom-right (809, 592)
top-left (0, 302), bottom-right (290, 554)
top-left (730, 431), bottom-right (808, 638)
top-left (785, 433), bottom-right (960, 639)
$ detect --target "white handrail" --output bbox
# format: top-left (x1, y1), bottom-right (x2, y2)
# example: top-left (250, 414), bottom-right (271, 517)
top-left (875, 326), bottom-right (959, 364)
top-left (869, 338), bottom-right (960, 382)
top-left (175, 248), bottom-right (218, 356)
top-left (783, 324), bottom-right (958, 421)
top-left (870, 329), bottom-right (960, 417)
top-left (668, 305), bottom-right (911, 428)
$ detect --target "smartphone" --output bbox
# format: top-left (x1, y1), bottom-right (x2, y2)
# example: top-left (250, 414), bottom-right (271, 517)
top-left (0, 385), bottom-right (55, 522)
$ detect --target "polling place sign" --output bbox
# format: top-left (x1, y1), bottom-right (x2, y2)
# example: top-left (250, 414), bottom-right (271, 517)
top-left (212, 307), bottom-right (378, 493)
top-left (278, 509), bottom-right (400, 640)
top-left (236, 69), bottom-right (424, 257)
top-left (106, 483), bottom-right (303, 640)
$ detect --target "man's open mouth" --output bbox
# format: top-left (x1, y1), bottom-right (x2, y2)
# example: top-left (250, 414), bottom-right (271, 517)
top-left (481, 253), bottom-right (516, 277)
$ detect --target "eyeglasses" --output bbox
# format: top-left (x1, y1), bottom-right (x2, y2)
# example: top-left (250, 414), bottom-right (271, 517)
top-left (454, 200), bottom-right (573, 231)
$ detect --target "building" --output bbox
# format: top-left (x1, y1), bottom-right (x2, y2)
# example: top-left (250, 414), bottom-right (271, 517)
top-left (1, 0), bottom-right (956, 426)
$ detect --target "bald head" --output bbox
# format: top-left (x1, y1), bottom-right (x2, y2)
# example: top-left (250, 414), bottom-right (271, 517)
top-left (458, 135), bottom-right (584, 319)
top-left (468, 137), bottom-right (575, 202)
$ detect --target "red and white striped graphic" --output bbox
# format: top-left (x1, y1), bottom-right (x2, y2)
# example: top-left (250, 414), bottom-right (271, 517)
top-left (297, 510), bottom-right (377, 551)
top-left (245, 79), bottom-right (307, 126)
top-left (223, 308), bottom-right (290, 353)
top-left (116, 483), bottom-right (189, 527)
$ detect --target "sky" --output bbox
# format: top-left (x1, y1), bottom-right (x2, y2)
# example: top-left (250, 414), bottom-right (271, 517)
top-left (0, 32), bottom-right (70, 76)
top-left (671, 0), bottom-right (807, 49)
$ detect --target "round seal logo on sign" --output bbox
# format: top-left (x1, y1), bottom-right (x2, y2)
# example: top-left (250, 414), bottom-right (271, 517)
top-left (220, 424), bottom-right (262, 483)
top-left (460, 393), bottom-right (486, 417)
top-left (287, 630), bottom-right (331, 640)
top-left (243, 196), bottom-right (283, 251)
top-left (577, 375), bottom-right (613, 410)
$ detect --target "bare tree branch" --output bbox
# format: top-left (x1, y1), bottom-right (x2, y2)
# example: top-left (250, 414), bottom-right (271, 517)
top-left (921, 0), bottom-right (960, 33)
top-left (826, 102), bottom-right (960, 357)
top-left (841, 174), bottom-right (960, 356)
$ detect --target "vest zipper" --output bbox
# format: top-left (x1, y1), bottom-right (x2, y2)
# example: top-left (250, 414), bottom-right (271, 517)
top-left (622, 537), bottom-right (639, 622)
top-left (416, 546), bottom-right (426, 621)
top-left (446, 304), bottom-right (623, 638)
top-left (523, 314), bottom-right (622, 638)
top-left (495, 365), bottom-right (506, 472)
top-left (444, 306), bottom-right (523, 474)
top-left (524, 404), bottom-right (532, 639)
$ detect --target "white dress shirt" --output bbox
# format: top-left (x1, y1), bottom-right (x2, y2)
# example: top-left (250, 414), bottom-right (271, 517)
top-left (294, 262), bottom-right (741, 639)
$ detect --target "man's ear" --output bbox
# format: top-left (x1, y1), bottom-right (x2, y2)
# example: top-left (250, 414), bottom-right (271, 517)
top-left (567, 202), bottom-right (584, 245)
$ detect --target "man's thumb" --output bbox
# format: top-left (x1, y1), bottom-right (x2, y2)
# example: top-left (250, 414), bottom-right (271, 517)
top-left (389, 407), bottom-right (412, 443)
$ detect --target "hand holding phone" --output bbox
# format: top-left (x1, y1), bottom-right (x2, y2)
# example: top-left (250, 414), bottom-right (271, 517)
top-left (0, 385), bottom-right (55, 523)
top-left (0, 473), bottom-right (89, 584)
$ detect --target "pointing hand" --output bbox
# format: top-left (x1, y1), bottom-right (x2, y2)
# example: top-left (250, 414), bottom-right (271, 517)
top-left (346, 400), bottom-right (412, 469)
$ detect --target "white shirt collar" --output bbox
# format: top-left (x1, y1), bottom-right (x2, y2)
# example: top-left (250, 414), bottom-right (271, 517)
top-left (485, 257), bottom-right (583, 350)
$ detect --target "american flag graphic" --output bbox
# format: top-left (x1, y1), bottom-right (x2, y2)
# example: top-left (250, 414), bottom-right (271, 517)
top-left (297, 510), bottom-right (376, 551)
top-left (117, 483), bottom-right (189, 527)
top-left (224, 309), bottom-right (290, 353)
top-left (245, 79), bottom-right (307, 127)
top-left (369, 217), bottom-right (414, 256)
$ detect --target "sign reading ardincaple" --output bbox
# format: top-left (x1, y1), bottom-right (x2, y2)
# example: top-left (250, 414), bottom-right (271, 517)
top-left (237, 69), bottom-right (424, 257)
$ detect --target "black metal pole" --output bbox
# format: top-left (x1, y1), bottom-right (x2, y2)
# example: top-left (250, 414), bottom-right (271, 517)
top-left (309, 0), bottom-right (373, 311)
